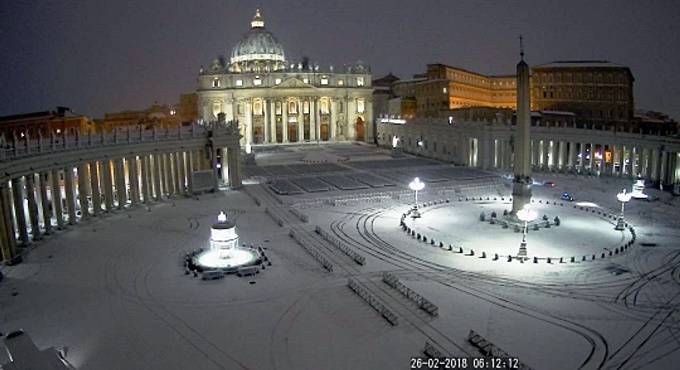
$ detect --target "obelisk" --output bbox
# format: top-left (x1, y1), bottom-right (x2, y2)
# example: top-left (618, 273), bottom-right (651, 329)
top-left (511, 37), bottom-right (532, 214)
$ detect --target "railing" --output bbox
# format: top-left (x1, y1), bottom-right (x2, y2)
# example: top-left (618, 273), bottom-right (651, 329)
top-left (0, 121), bottom-right (239, 162)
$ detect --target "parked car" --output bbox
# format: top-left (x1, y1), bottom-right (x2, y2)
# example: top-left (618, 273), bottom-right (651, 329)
top-left (544, 181), bottom-right (556, 188)
top-left (561, 192), bottom-right (574, 201)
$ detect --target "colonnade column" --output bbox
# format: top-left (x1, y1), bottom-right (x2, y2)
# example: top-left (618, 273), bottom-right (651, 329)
top-left (153, 154), bottom-right (163, 200)
top-left (63, 167), bottom-right (77, 225)
top-left (0, 183), bottom-right (17, 263)
top-left (578, 143), bottom-right (587, 171)
top-left (588, 143), bottom-right (595, 172)
top-left (140, 155), bottom-right (151, 203)
top-left (77, 164), bottom-right (89, 218)
top-left (38, 173), bottom-right (52, 234)
top-left (315, 98), bottom-right (322, 141)
top-left (11, 178), bottom-right (29, 244)
top-left (115, 158), bottom-right (126, 209)
top-left (186, 151), bottom-right (195, 195)
top-left (567, 142), bottom-right (575, 170)
top-left (163, 153), bottom-right (174, 196)
top-left (89, 161), bottom-right (101, 215)
top-left (631, 147), bottom-right (639, 176)
top-left (101, 159), bottom-right (115, 211)
top-left (25, 175), bottom-right (41, 239)
top-left (50, 169), bottom-right (64, 229)
top-left (177, 151), bottom-right (186, 195)
top-left (542, 140), bottom-right (550, 170)
top-left (619, 146), bottom-right (627, 176)
top-left (128, 156), bottom-right (140, 206)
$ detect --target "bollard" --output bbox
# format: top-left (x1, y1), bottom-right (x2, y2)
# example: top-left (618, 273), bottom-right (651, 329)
top-left (481, 252), bottom-right (486, 258)
top-left (559, 257), bottom-right (564, 263)
top-left (423, 236), bottom-right (427, 243)
top-left (601, 253), bottom-right (605, 258)
top-left (547, 257), bottom-right (551, 264)
top-left (582, 256), bottom-right (586, 261)
top-left (430, 239), bottom-right (435, 245)
top-left (469, 250), bottom-right (475, 256)
top-left (570, 256), bottom-right (575, 263)
top-left (508, 255), bottom-right (512, 262)
top-left (609, 251), bottom-right (613, 256)
top-left (417, 233), bottom-right (421, 240)
top-left (615, 248), bottom-right (619, 254)
top-left (439, 242), bottom-right (444, 248)
top-left (459, 247), bottom-right (464, 253)
top-left (493, 253), bottom-right (499, 261)
top-left (448, 245), bottom-right (453, 251)
top-left (533, 257), bottom-right (538, 264)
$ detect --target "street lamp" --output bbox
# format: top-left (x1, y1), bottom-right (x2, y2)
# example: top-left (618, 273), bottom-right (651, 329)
top-left (409, 177), bottom-right (425, 218)
top-left (516, 206), bottom-right (537, 260)
top-left (615, 188), bottom-right (632, 230)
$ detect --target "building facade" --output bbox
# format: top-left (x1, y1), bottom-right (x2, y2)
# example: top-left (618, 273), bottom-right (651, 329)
top-left (380, 61), bottom-right (641, 131)
top-left (197, 10), bottom-right (374, 145)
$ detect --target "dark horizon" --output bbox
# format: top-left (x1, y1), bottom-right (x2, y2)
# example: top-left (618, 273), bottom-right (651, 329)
top-left (1, 0), bottom-right (679, 120)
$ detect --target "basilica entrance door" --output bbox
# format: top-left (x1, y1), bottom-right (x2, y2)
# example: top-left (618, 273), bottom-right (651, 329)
top-left (288, 123), bottom-right (297, 142)
top-left (253, 126), bottom-right (263, 144)
top-left (356, 117), bottom-right (365, 141)
top-left (320, 124), bottom-right (329, 141)
top-left (276, 121), bottom-right (283, 143)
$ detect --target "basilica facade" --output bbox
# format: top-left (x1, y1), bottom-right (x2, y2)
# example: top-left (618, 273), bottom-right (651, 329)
top-left (197, 10), bottom-right (374, 145)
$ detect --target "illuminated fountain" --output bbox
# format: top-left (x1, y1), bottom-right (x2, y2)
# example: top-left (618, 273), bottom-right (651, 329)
top-left (194, 211), bottom-right (260, 270)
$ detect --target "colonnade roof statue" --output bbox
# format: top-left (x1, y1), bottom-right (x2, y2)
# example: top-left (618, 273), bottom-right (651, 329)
top-left (511, 36), bottom-right (533, 214)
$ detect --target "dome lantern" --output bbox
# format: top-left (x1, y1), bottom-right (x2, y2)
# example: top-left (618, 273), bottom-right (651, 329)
top-left (251, 9), bottom-right (264, 29)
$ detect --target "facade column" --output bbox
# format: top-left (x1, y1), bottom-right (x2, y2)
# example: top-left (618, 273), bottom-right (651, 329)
top-left (77, 164), bottom-right (90, 218)
top-left (579, 142), bottom-right (587, 172)
top-left (245, 99), bottom-right (253, 145)
top-left (365, 97), bottom-right (374, 143)
top-left (557, 141), bottom-right (565, 171)
top-left (11, 178), bottom-right (29, 244)
top-left (140, 154), bottom-right (151, 203)
top-left (128, 156), bottom-right (140, 206)
top-left (164, 153), bottom-right (174, 196)
top-left (63, 167), bottom-right (77, 224)
top-left (330, 98), bottom-right (337, 140)
top-left (263, 98), bottom-right (269, 143)
top-left (154, 154), bottom-right (163, 200)
top-left (39, 172), bottom-right (52, 234)
top-left (282, 100), bottom-right (289, 143)
top-left (298, 99), bottom-right (304, 142)
top-left (186, 151), bottom-right (195, 195)
top-left (316, 98), bottom-right (322, 141)
top-left (567, 141), bottom-right (575, 170)
top-left (25, 174), bottom-right (41, 239)
top-left (101, 159), bottom-right (115, 211)
top-left (542, 140), bottom-right (550, 170)
top-left (588, 143), bottom-right (595, 172)
top-left (347, 97), bottom-right (356, 140)
top-left (269, 100), bottom-right (277, 143)
top-left (50, 169), bottom-right (64, 229)
top-left (631, 147), bottom-right (639, 176)
top-left (310, 99), bottom-right (317, 141)
top-left (0, 183), bottom-right (17, 264)
top-left (89, 161), bottom-right (101, 215)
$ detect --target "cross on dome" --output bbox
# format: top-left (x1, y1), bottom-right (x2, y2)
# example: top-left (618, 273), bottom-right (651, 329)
top-left (251, 9), bottom-right (265, 28)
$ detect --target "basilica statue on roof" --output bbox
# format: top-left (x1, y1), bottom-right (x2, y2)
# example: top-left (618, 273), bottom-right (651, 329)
top-left (196, 9), bottom-right (374, 145)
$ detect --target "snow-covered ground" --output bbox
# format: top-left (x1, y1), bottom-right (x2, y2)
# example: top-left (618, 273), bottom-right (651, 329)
top-left (1, 143), bottom-right (679, 370)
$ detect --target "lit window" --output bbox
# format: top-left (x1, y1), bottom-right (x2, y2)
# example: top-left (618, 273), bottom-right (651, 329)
top-left (303, 101), bottom-right (309, 114)
top-left (337, 79), bottom-right (344, 86)
top-left (212, 78), bottom-right (220, 88)
top-left (253, 100), bottom-right (262, 115)
top-left (320, 99), bottom-right (329, 114)
top-left (275, 102), bottom-right (282, 115)
top-left (289, 101), bottom-right (297, 114)
top-left (357, 98), bottom-right (365, 113)
top-left (442, 87), bottom-right (447, 94)
top-left (236, 79), bottom-right (243, 86)
top-left (253, 76), bottom-right (262, 86)
top-left (356, 76), bottom-right (364, 86)
top-left (303, 78), bottom-right (309, 84)
top-left (275, 78), bottom-right (282, 85)
top-left (320, 76), bottom-right (328, 85)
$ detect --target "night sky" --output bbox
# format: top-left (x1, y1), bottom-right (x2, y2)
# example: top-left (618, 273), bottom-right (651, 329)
top-left (2, 0), bottom-right (679, 120)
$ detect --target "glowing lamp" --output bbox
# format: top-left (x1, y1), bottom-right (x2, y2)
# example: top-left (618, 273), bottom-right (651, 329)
top-left (615, 189), bottom-right (632, 230)
top-left (409, 177), bottom-right (425, 218)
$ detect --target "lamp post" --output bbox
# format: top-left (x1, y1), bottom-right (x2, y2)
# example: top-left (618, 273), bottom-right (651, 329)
top-left (615, 188), bottom-right (632, 230)
top-left (516, 206), bottom-right (537, 260)
top-left (409, 177), bottom-right (425, 218)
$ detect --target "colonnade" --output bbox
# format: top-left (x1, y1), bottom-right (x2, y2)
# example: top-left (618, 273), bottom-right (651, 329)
top-left (0, 146), bottom-right (234, 264)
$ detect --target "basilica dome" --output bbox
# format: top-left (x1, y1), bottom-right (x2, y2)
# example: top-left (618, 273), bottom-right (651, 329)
top-left (229, 9), bottom-right (286, 73)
